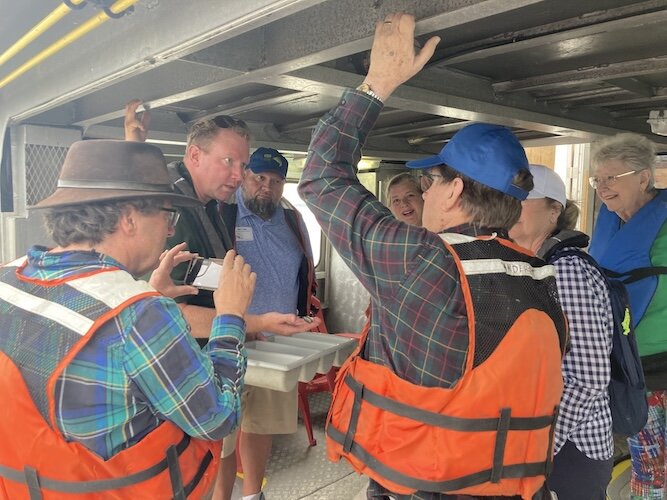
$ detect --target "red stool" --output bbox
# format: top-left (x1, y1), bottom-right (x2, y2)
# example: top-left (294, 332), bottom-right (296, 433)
top-left (298, 331), bottom-right (361, 446)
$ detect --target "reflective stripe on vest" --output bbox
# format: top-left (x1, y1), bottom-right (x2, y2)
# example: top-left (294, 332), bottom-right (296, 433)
top-left (326, 234), bottom-right (565, 499)
top-left (0, 263), bottom-right (219, 498)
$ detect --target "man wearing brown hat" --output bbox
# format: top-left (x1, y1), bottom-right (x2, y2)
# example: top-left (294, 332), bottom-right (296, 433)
top-left (0, 140), bottom-right (256, 499)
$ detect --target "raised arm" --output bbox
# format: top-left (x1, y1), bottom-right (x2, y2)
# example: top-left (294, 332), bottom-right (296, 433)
top-left (298, 13), bottom-right (440, 299)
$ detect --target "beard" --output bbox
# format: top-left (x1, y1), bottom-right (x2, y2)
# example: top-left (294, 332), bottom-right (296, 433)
top-left (246, 196), bottom-right (277, 219)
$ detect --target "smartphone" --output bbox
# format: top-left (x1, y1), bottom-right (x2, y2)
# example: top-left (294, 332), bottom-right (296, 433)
top-left (184, 257), bottom-right (224, 290)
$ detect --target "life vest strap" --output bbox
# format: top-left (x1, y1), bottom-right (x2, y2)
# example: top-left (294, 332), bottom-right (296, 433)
top-left (328, 424), bottom-right (549, 492)
top-left (343, 375), bottom-right (364, 453)
top-left (184, 444), bottom-right (214, 496)
top-left (343, 375), bottom-right (556, 431)
top-left (24, 466), bottom-right (42, 500)
top-left (167, 444), bottom-right (186, 500)
top-left (545, 405), bottom-right (559, 476)
top-left (0, 433), bottom-right (210, 496)
top-left (490, 408), bottom-right (511, 483)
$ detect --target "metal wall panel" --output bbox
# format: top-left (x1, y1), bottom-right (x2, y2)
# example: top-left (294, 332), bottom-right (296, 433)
top-left (0, 125), bottom-right (80, 262)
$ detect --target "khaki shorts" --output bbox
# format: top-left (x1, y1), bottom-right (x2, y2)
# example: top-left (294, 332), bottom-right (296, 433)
top-left (221, 385), bottom-right (298, 457)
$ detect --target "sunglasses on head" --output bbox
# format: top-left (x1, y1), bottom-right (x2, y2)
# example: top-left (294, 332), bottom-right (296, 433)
top-left (212, 115), bottom-right (249, 131)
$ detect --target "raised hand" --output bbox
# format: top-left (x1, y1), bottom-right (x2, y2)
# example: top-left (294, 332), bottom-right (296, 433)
top-left (213, 250), bottom-right (257, 318)
top-left (124, 99), bottom-right (151, 142)
top-left (363, 12), bottom-right (440, 102)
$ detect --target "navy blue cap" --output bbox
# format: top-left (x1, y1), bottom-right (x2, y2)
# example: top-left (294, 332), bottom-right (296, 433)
top-left (247, 147), bottom-right (288, 178)
top-left (406, 123), bottom-right (530, 200)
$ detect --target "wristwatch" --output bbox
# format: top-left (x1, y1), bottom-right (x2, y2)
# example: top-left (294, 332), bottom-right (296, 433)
top-left (356, 82), bottom-right (383, 103)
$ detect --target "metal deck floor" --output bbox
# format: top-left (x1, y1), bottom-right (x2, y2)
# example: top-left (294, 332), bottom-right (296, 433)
top-left (249, 391), bottom-right (368, 500)
top-left (242, 393), bottom-right (632, 499)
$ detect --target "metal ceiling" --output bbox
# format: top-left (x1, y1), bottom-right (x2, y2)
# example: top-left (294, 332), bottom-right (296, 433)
top-left (3, 0), bottom-right (667, 161)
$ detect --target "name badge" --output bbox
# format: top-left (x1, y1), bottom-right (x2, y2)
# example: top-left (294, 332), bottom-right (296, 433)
top-left (236, 227), bottom-right (253, 242)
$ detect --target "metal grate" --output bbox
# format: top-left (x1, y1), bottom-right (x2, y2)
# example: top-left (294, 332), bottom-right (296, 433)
top-left (25, 144), bottom-right (67, 205)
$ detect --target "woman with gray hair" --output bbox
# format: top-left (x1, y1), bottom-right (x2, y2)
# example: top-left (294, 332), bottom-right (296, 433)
top-left (588, 132), bottom-right (667, 499)
top-left (510, 165), bottom-right (614, 500)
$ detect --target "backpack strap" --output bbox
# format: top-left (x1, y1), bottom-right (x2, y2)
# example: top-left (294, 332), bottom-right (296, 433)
top-left (538, 230), bottom-right (589, 263)
top-left (551, 248), bottom-right (599, 270)
top-left (218, 202), bottom-right (238, 249)
top-left (604, 266), bottom-right (667, 284)
top-left (283, 206), bottom-right (317, 317)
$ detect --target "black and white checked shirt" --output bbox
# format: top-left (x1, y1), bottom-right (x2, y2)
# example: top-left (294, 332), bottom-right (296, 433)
top-left (552, 248), bottom-right (614, 460)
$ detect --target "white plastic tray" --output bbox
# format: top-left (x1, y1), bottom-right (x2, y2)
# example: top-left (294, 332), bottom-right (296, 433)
top-left (244, 333), bottom-right (356, 392)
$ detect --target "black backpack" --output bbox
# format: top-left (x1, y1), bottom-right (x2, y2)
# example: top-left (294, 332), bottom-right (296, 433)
top-left (554, 249), bottom-right (648, 437)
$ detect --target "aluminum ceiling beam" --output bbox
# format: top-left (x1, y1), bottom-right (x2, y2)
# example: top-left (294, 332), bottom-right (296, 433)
top-left (69, 60), bottom-right (245, 128)
top-left (2, 0), bottom-right (327, 124)
top-left (273, 65), bottom-right (659, 140)
top-left (186, 90), bottom-right (317, 123)
top-left (494, 57), bottom-right (667, 93)
top-left (371, 119), bottom-right (471, 138)
top-left (85, 123), bottom-right (425, 160)
top-left (194, 0), bottom-right (549, 75)
top-left (442, 0), bottom-right (667, 65)
top-left (55, 0), bottom-right (548, 128)
top-left (590, 88), bottom-right (667, 108)
top-left (605, 78), bottom-right (656, 98)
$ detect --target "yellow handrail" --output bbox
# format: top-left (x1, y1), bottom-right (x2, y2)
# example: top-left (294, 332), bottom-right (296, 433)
top-left (0, 0), bottom-right (87, 68)
top-left (0, 0), bottom-right (138, 90)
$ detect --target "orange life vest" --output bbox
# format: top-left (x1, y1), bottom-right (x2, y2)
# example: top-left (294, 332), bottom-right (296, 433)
top-left (326, 234), bottom-right (567, 499)
top-left (0, 261), bottom-right (222, 499)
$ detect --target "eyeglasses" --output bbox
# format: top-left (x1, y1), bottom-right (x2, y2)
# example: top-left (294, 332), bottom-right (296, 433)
top-left (419, 172), bottom-right (446, 191)
top-left (212, 115), bottom-right (249, 132)
top-left (251, 173), bottom-right (285, 188)
top-left (159, 207), bottom-right (180, 230)
top-left (588, 170), bottom-right (638, 189)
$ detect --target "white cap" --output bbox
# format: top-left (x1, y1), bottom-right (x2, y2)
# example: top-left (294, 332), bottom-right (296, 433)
top-left (526, 164), bottom-right (567, 207)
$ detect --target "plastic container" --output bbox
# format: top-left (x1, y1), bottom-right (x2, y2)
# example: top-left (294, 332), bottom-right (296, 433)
top-left (244, 333), bottom-right (356, 392)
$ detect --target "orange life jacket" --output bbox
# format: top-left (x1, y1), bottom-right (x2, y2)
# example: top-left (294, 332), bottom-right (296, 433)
top-left (0, 261), bottom-right (222, 499)
top-left (326, 234), bottom-right (567, 499)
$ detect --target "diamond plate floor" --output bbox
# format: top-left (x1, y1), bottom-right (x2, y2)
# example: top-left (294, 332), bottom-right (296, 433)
top-left (261, 391), bottom-right (368, 500)
top-left (252, 393), bottom-right (633, 499)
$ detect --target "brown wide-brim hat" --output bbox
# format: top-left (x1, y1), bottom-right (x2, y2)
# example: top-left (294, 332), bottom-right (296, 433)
top-left (32, 139), bottom-right (201, 209)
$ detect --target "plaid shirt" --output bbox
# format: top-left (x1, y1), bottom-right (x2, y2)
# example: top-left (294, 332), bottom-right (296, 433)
top-left (299, 90), bottom-right (476, 388)
top-left (552, 250), bottom-right (614, 460)
top-left (299, 90), bottom-right (554, 500)
top-left (9, 247), bottom-right (246, 460)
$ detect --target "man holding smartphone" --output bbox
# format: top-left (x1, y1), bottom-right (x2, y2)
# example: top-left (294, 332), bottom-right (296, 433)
top-left (0, 139), bottom-right (256, 499)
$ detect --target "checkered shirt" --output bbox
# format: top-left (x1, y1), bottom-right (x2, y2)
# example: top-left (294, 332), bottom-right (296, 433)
top-left (552, 249), bottom-right (614, 460)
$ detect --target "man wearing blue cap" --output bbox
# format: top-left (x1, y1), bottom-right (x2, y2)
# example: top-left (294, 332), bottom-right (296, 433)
top-left (216, 147), bottom-right (315, 500)
top-left (298, 12), bottom-right (567, 500)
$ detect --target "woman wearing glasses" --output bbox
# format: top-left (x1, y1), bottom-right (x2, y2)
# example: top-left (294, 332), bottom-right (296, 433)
top-left (588, 132), bottom-right (667, 499)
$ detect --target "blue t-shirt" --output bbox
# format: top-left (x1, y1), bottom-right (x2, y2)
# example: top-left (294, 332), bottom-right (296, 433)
top-left (234, 189), bottom-right (305, 315)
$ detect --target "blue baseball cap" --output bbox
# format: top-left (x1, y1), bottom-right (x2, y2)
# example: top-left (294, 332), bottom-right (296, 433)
top-left (247, 147), bottom-right (288, 178)
top-left (405, 123), bottom-right (530, 200)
